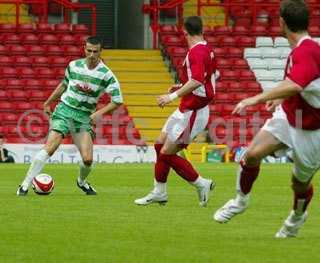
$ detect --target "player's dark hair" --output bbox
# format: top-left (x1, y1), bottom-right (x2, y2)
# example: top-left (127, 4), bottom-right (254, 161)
top-left (86, 36), bottom-right (103, 47)
top-left (184, 16), bottom-right (203, 36)
top-left (280, 0), bottom-right (309, 32)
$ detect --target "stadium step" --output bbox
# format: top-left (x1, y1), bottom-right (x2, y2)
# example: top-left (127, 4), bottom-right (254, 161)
top-left (102, 49), bottom-right (176, 143)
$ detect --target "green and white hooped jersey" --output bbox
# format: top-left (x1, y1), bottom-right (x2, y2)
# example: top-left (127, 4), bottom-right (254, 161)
top-left (61, 58), bottom-right (123, 113)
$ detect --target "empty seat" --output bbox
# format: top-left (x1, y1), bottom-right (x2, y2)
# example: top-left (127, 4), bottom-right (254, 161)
top-left (205, 36), bottom-right (219, 47)
top-left (29, 90), bottom-right (47, 101)
top-left (14, 55), bottom-right (32, 67)
top-left (50, 56), bottom-right (69, 67)
top-left (26, 45), bottom-right (45, 56)
top-left (17, 67), bottom-right (35, 79)
top-left (7, 79), bottom-right (26, 89)
top-left (36, 23), bottom-right (54, 33)
top-left (72, 24), bottom-right (89, 35)
top-left (244, 48), bottom-right (261, 58)
top-left (159, 24), bottom-right (178, 35)
top-left (266, 58), bottom-right (286, 70)
top-left (278, 47), bottom-right (291, 58)
top-left (254, 69), bottom-right (275, 81)
top-left (10, 90), bottom-right (28, 101)
top-left (20, 33), bottom-right (39, 44)
top-left (247, 58), bottom-right (267, 69)
top-left (161, 35), bottom-right (184, 47)
top-left (259, 47), bottom-right (280, 58)
top-left (0, 24), bottom-right (16, 33)
top-left (219, 70), bottom-right (239, 80)
top-left (0, 55), bottom-right (14, 66)
top-left (238, 36), bottom-right (255, 47)
top-left (59, 34), bottom-right (76, 45)
top-left (216, 58), bottom-right (232, 69)
top-left (2, 34), bottom-right (20, 44)
top-left (214, 25), bottom-right (232, 35)
top-left (54, 24), bottom-right (71, 34)
top-left (8, 45), bottom-right (27, 55)
top-left (17, 24), bottom-right (34, 33)
top-left (274, 37), bottom-right (289, 47)
top-left (0, 44), bottom-right (6, 55)
top-left (239, 70), bottom-right (256, 81)
top-left (63, 45), bottom-right (82, 56)
top-left (2, 67), bottom-right (17, 78)
top-left (271, 70), bottom-right (284, 81)
top-left (269, 26), bottom-right (282, 37)
top-left (32, 56), bottom-right (50, 67)
top-left (251, 25), bottom-right (268, 36)
top-left (256, 37), bottom-right (273, 47)
top-left (43, 79), bottom-right (60, 88)
top-left (74, 34), bottom-right (89, 46)
top-left (233, 58), bottom-right (249, 69)
top-left (0, 102), bottom-right (12, 112)
top-left (39, 34), bottom-right (59, 45)
top-left (46, 45), bottom-right (64, 56)
top-left (35, 67), bottom-right (55, 79)
top-left (25, 79), bottom-right (43, 90)
top-left (232, 26), bottom-right (250, 36)
top-left (220, 36), bottom-right (236, 47)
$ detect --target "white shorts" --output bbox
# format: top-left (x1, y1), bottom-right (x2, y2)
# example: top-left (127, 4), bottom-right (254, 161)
top-left (162, 106), bottom-right (209, 146)
top-left (262, 105), bottom-right (320, 182)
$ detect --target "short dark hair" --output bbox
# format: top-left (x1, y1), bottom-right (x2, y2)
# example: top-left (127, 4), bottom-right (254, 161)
top-left (184, 16), bottom-right (203, 36)
top-left (280, 0), bottom-right (309, 32)
top-left (86, 36), bottom-right (103, 46)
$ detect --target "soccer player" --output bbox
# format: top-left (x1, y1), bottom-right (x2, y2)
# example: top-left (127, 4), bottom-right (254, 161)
top-left (17, 36), bottom-right (123, 196)
top-left (214, 0), bottom-right (320, 238)
top-left (135, 16), bottom-right (217, 206)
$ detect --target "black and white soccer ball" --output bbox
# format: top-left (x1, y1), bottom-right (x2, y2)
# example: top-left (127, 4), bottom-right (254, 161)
top-left (32, 173), bottom-right (55, 195)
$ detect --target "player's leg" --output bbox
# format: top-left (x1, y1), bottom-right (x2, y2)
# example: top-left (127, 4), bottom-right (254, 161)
top-left (72, 131), bottom-right (97, 195)
top-left (17, 131), bottom-right (63, 196)
top-left (214, 130), bottom-right (286, 222)
top-left (134, 132), bottom-right (169, 205)
top-left (158, 136), bottom-right (214, 207)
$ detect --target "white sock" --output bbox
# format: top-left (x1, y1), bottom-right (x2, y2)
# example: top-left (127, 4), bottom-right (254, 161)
top-left (191, 176), bottom-right (208, 188)
top-left (78, 161), bottom-right (92, 186)
top-left (235, 192), bottom-right (250, 207)
top-left (21, 149), bottom-right (49, 190)
top-left (153, 179), bottom-right (166, 194)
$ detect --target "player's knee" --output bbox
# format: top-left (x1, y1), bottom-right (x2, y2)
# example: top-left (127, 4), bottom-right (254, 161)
top-left (243, 149), bottom-right (262, 166)
top-left (82, 158), bottom-right (93, 166)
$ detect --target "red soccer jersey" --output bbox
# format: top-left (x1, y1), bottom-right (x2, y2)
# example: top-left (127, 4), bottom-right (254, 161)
top-left (179, 41), bottom-right (217, 112)
top-left (282, 36), bottom-right (320, 130)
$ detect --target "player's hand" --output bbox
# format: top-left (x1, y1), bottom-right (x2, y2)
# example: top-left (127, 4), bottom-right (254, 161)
top-left (232, 97), bottom-right (259, 115)
top-left (265, 99), bottom-right (283, 112)
top-left (157, 94), bottom-right (171, 108)
top-left (89, 112), bottom-right (101, 125)
top-left (43, 103), bottom-right (52, 116)
top-left (168, 84), bottom-right (182, 93)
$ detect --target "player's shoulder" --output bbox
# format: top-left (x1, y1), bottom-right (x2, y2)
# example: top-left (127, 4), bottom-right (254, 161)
top-left (97, 60), bottom-right (112, 75)
top-left (69, 58), bottom-right (86, 68)
top-left (294, 38), bottom-right (320, 57)
top-left (189, 42), bottom-right (212, 57)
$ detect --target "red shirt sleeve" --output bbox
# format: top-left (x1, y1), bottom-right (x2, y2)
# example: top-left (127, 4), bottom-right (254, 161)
top-left (188, 49), bottom-right (205, 83)
top-left (287, 49), bottom-right (319, 88)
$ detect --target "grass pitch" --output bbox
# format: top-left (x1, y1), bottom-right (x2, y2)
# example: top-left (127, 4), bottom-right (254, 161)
top-left (1, 163), bottom-right (320, 262)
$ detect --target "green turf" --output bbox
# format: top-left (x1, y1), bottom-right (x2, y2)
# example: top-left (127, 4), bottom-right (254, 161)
top-left (0, 163), bottom-right (319, 262)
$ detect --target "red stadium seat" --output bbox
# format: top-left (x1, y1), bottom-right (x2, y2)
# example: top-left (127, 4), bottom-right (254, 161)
top-left (165, 46), bottom-right (187, 59)
top-left (0, 24), bottom-right (16, 33)
top-left (0, 55), bottom-right (14, 66)
top-left (2, 67), bottom-right (17, 78)
top-left (29, 90), bottom-right (47, 101)
top-left (50, 56), bottom-right (70, 67)
top-left (0, 79), bottom-right (7, 88)
top-left (25, 79), bottom-right (43, 90)
top-left (14, 55), bottom-right (32, 67)
top-left (238, 36), bottom-right (255, 47)
top-left (17, 24), bottom-right (34, 33)
top-left (25, 45), bottom-right (45, 56)
top-left (7, 79), bottom-right (26, 89)
top-left (216, 58), bottom-right (232, 69)
top-left (2, 33), bottom-right (20, 44)
top-left (39, 34), bottom-right (59, 45)
top-left (20, 33), bottom-right (39, 45)
top-left (1, 113), bottom-right (18, 124)
top-left (34, 67), bottom-right (55, 79)
top-left (205, 36), bottom-right (219, 47)
top-left (43, 79), bottom-right (60, 88)
top-left (10, 90), bottom-right (28, 101)
top-left (161, 35), bottom-right (185, 47)
top-left (32, 56), bottom-right (50, 67)
top-left (46, 45), bottom-right (64, 56)
top-left (239, 70), bottom-right (256, 81)
top-left (17, 67), bottom-right (35, 79)
top-left (213, 47), bottom-right (228, 57)
top-left (159, 24), bottom-right (178, 36)
top-left (215, 93), bottom-right (233, 103)
top-left (72, 24), bottom-right (89, 35)
top-left (250, 25), bottom-right (268, 36)
top-left (232, 26), bottom-right (250, 36)
top-left (59, 34), bottom-right (76, 45)
top-left (16, 102), bottom-right (33, 112)
top-left (269, 26), bottom-right (282, 37)
top-left (241, 81), bottom-right (261, 92)
top-left (0, 44), bottom-right (6, 55)
top-left (228, 81), bottom-right (242, 92)
top-left (0, 90), bottom-right (6, 100)
top-left (8, 44), bottom-right (27, 55)
top-left (54, 24), bottom-right (71, 34)
top-left (0, 102), bottom-right (12, 112)
top-left (309, 26), bottom-right (320, 37)
top-left (74, 34), bottom-right (89, 46)
top-left (233, 58), bottom-right (249, 69)
top-left (36, 23), bottom-right (54, 33)
top-left (54, 68), bottom-right (65, 79)
top-left (63, 45), bottom-right (82, 56)
top-left (213, 25), bottom-right (232, 36)
top-left (220, 36), bottom-right (236, 47)
top-left (227, 47), bottom-right (243, 58)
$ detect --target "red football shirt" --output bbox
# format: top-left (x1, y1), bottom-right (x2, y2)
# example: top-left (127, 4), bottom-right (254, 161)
top-left (179, 41), bottom-right (217, 112)
top-left (282, 36), bottom-right (320, 130)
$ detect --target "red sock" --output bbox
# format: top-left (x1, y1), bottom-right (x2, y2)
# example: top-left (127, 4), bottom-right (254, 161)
top-left (238, 160), bottom-right (260, 195)
top-left (294, 185), bottom-right (313, 213)
top-left (159, 153), bottom-right (199, 182)
top-left (154, 144), bottom-right (170, 183)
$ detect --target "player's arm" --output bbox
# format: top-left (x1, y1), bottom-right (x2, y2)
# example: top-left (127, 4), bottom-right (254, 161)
top-left (157, 79), bottom-right (201, 108)
top-left (43, 82), bottom-right (67, 116)
top-left (90, 101), bottom-right (122, 124)
top-left (233, 79), bottom-right (302, 114)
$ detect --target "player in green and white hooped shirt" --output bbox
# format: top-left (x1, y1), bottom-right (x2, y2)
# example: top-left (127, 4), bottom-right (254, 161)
top-left (17, 36), bottom-right (123, 196)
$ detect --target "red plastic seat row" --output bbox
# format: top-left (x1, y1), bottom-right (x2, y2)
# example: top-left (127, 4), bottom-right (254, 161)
top-left (0, 67), bottom-right (65, 79)
top-left (0, 23), bottom-right (89, 34)
top-left (0, 78), bottom-right (61, 89)
top-left (216, 80), bottom-right (261, 93)
top-left (0, 55), bottom-right (72, 67)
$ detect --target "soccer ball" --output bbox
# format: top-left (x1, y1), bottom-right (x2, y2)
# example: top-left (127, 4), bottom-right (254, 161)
top-left (32, 173), bottom-right (55, 195)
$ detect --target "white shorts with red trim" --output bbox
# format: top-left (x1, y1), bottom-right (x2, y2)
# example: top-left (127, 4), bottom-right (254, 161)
top-left (161, 106), bottom-right (209, 145)
top-left (262, 105), bottom-right (320, 182)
